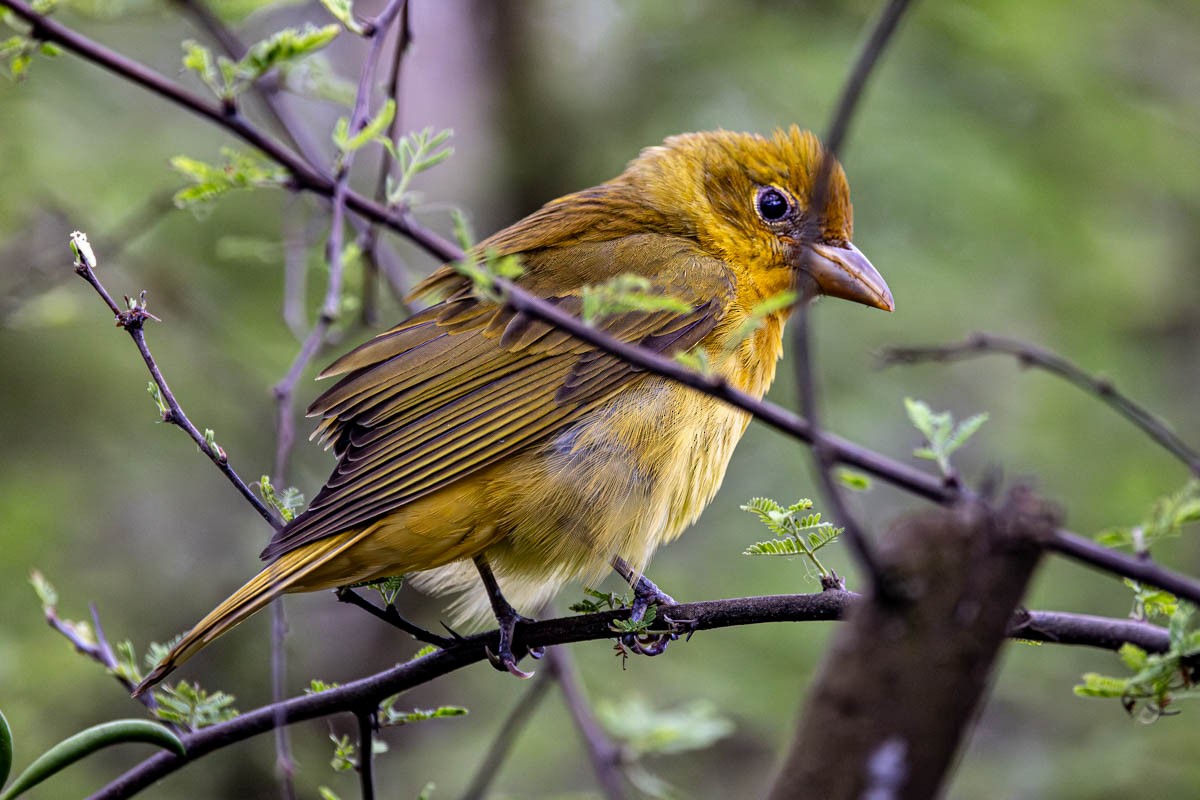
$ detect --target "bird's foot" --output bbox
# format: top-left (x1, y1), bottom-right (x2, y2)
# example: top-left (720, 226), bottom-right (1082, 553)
top-left (474, 553), bottom-right (542, 678)
top-left (484, 606), bottom-right (541, 679)
top-left (617, 572), bottom-right (696, 657)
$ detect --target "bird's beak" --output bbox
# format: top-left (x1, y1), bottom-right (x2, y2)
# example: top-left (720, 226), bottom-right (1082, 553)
top-left (801, 241), bottom-right (894, 312)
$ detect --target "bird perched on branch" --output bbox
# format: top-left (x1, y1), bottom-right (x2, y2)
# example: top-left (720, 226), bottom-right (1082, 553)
top-left (136, 126), bottom-right (892, 693)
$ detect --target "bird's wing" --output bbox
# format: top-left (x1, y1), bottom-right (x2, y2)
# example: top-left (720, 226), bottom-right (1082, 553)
top-left (260, 239), bottom-right (731, 561)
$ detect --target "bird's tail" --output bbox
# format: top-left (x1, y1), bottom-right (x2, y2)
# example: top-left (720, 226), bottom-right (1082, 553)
top-left (133, 528), bottom-right (372, 696)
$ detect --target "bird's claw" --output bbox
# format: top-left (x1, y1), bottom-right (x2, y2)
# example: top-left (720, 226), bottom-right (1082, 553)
top-left (484, 608), bottom-right (538, 679)
top-left (621, 614), bottom-right (698, 656)
top-left (485, 643), bottom-right (534, 679)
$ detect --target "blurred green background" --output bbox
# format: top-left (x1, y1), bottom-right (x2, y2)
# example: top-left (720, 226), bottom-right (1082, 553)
top-left (2, 0), bottom-right (1199, 797)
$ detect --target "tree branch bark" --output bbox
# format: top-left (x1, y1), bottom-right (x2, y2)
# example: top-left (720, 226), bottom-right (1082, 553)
top-left (768, 489), bottom-right (1059, 800)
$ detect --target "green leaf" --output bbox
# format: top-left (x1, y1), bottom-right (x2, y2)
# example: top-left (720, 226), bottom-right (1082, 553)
top-left (1118, 643), bottom-right (1148, 672)
top-left (318, 0), bottom-right (365, 34)
top-left (181, 40), bottom-right (221, 96)
top-left (904, 397), bottom-right (988, 476)
top-left (0, 721), bottom-right (183, 800)
top-left (306, 679), bottom-right (341, 694)
top-left (411, 644), bottom-right (439, 660)
top-left (723, 289), bottom-right (796, 352)
top-left (417, 782), bottom-right (436, 800)
top-left (743, 538), bottom-right (805, 556)
top-left (318, 787), bottom-right (343, 800)
top-left (836, 468), bottom-right (872, 491)
top-left (28, 569), bottom-right (56, 610)
top-left (169, 149), bottom-right (289, 212)
top-left (379, 703), bottom-right (468, 728)
top-left (334, 99), bottom-right (396, 154)
top-left (580, 274), bottom-right (693, 325)
top-left (153, 682), bottom-right (238, 729)
top-left (238, 24), bottom-right (339, 83)
top-left (383, 128), bottom-right (454, 207)
top-left (595, 697), bottom-right (733, 757)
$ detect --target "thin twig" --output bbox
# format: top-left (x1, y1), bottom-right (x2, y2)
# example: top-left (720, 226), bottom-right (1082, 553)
top-left (459, 671), bottom-right (555, 800)
top-left (357, 709), bottom-right (377, 800)
top-left (547, 647), bottom-right (627, 800)
top-left (878, 332), bottom-right (1200, 476)
top-left (335, 588), bottom-right (454, 648)
top-left (359, 0), bottom-right (416, 322)
top-left (71, 236), bottom-right (281, 530)
top-left (786, 0), bottom-right (917, 591)
top-left (270, 0), bottom-right (410, 486)
top-left (88, 592), bottom-right (1171, 800)
top-left (792, 303), bottom-right (882, 593)
top-left (40, 599), bottom-right (159, 715)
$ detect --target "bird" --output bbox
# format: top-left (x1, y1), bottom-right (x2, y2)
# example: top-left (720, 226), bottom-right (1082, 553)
top-left (134, 126), bottom-right (892, 694)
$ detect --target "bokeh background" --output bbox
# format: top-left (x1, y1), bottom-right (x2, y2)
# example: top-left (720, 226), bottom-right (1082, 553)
top-left (2, 1), bottom-right (1199, 797)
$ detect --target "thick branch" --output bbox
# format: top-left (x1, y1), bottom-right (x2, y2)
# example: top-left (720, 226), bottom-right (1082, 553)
top-left (768, 490), bottom-right (1056, 800)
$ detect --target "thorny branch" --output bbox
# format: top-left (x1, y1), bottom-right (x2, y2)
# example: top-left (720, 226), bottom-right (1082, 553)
top-left (88, 592), bottom-right (1172, 799)
top-left (70, 233), bottom-right (281, 530)
top-left (878, 332), bottom-right (1200, 477)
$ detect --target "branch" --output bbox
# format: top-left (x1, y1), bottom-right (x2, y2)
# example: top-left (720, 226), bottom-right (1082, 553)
top-left (792, 302), bottom-right (880, 592)
top-left (70, 233), bottom-right (280, 529)
top-left (878, 332), bottom-right (1200, 476)
top-left (88, 592), bottom-right (1168, 799)
top-left (770, 490), bottom-right (1054, 799)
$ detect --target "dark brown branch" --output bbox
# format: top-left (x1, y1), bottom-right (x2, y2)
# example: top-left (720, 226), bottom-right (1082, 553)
top-left (785, 0), bottom-right (917, 591)
top-left (459, 671), bottom-right (555, 800)
top-left (769, 490), bottom-right (1055, 800)
top-left (356, 710), bottom-right (376, 800)
top-left (334, 587), bottom-right (454, 648)
top-left (88, 592), bottom-right (1168, 799)
top-left (71, 235), bottom-right (281, 530)
top-left (878, 332), bottom-right (1200, 476)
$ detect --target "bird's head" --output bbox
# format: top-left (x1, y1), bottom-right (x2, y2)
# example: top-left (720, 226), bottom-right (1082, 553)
top-left (621, 126), bottom-right (894, 312)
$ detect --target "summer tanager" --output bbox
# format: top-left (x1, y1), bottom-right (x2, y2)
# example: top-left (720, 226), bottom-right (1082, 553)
top-left (135, 126), bottom-right (892, 693)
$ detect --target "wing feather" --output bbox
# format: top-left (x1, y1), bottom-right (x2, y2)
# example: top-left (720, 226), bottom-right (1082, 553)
top-left (260, 239), bottom-right (733, 561)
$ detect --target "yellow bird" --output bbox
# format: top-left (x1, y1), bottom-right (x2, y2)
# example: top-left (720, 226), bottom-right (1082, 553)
top-left (135, 126), bottom-right (892, 693)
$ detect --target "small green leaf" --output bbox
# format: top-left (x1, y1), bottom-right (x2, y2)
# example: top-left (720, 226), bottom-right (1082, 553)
top-left (153, 682), bottom-right (238, 729)
top-left (595, 697), bottom-right (733, 757)
top-left (417, 782), bottom-right (436, 800)
top-left (306, 679), bottom-right (341, 694)
top-left (28, 570), bottom-right (57, 610)
top-left (318, 0), bottom-right (365, 34)
top-left (0, 721), bottom-right (183, 800)
top-left (411, 644), bottom-right (439, 659)
top-left (379, 704), bottom-right (468, 728)
top-left (836, 468), bottom-right (872, 491)
top-left (334, 99), bottom-right (396, 154)
top-left (238, 24), bottom-right (339, 83)
top-left (580, 274), bottom-right (694, 325)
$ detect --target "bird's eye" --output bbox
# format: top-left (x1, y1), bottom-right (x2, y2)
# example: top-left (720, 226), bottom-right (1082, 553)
top-left (756, 187), bottom-right (791, 222)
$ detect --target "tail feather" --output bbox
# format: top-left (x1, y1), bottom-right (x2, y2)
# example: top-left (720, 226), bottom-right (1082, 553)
top-left (133, 529), bottom-right (371, 696)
